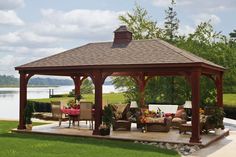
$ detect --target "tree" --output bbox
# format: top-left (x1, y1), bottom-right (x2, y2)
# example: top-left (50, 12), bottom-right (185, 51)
top-left (114, 5), bottom-right (164, 104)
top-left (164, 0), bottom-right (179, 42)
top-left (119, 4), bottom-right (163, 40)
top-left (176, 21), bottom-right (236, 101)
top-left (81, 79), bottom-right (94, 94)
top-left (114, 4), bottom-right (236, 106)
top-left (163, 0), bottom-right (180, 104)
top-left (229, 29), bottom-right (236, 48)
top-left (0, 75), bottom-right (18, 85)
top-left (229, 29), bottom-right (236, 40)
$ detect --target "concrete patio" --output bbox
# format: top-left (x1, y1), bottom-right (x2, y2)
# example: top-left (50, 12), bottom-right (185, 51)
top-left (12, 121), bottom-right (229, 147)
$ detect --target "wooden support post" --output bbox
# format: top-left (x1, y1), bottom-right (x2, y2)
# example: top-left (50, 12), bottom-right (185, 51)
top-left (73, 76), bottom-right (81, 99)
top-left (190, 70), bottom-right (201, 143)
top-left (132, 74), bottom-right (152, 107)
top-left (18, 72), bottom-right (33, 130)
top-left (71, 75), bottom-right (87, 101)
top-left (139, 76), bottom-right (145, 107)
top-left (216, 72), bottom-right (223, 107)
top-left (93, 71), bottom-right (103, 135)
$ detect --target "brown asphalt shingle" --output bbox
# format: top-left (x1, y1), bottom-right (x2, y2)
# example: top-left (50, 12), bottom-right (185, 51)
top-left (16, 39), bottom-right (224, 69)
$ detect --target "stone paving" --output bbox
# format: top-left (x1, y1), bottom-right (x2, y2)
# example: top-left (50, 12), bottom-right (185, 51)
top-left (188, 118), bottom-right (236, 157)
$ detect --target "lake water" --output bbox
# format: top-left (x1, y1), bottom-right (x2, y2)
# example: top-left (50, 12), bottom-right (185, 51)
top-left (0, 85), bottom-right (119, 120)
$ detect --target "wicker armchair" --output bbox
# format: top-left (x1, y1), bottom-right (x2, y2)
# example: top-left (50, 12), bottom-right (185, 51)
top-left (112, 104), bottom-right (131, 131)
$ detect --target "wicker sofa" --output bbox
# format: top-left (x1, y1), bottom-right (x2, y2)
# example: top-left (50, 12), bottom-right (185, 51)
top-left (139, 109), bottom-right (171, 132)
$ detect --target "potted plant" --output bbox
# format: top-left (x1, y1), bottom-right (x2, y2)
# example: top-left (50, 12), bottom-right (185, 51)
top-left (208, 107), bottom-right (225, 135)
top-left (99, 104), bottom-right (113, 136)
top-left (76, 94), bottom-right (82, 103)
top-left (24, 103), bottom-right (35, 130)
top-left (67, 99), bottom-right (78, 109)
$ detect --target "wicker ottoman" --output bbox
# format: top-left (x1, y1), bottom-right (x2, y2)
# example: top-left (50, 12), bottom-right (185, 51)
top-left (179, 123), bottom-right (192, 134)
top-left (171, 117), bottom-right (187, 128)
top-left (113, 120), bottom-right (131, 131)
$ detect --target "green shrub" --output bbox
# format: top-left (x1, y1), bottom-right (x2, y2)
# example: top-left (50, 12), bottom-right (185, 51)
top-left (24, 103), bottom-right (35, 124)
top-left (224, 105), bottom-right (236, 119)
top-left (27, 100), bottom-right (51, 112)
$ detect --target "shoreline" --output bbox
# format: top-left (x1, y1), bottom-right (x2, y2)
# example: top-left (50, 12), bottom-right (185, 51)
top-left (0, 85), bottom-right (60, 88)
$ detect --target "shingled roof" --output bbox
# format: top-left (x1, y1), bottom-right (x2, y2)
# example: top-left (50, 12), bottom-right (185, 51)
top-left (15, 27), bottom-right (224, 71)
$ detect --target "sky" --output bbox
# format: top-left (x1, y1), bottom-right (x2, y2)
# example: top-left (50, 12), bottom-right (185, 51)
top-left (0, 0), bottom-right (235, 77)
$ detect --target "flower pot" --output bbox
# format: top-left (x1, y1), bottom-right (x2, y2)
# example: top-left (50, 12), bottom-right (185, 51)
top-left (100, 128), bottom-right (110, 136)
top-left (26, 124), bottom-right (32, 130)
top-left (215, 128), bottom-right (222, 135)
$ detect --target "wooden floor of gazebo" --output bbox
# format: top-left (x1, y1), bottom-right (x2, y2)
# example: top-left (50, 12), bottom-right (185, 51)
top-left (12, 121), bottom-right (229, 147)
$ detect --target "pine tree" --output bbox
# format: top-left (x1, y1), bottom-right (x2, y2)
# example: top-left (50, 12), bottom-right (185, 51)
top-left (164, 0), bottom-right (179, 42)
top-left (164, 0), bottom-right (180, 104)
top-left (229, 29), bottom-right (236, 47)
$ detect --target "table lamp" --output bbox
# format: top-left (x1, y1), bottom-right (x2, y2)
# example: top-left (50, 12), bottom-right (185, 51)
top-left (130, 101), bottom-right (138, 108)
top-left (184, 101), bottom-right (192, 109)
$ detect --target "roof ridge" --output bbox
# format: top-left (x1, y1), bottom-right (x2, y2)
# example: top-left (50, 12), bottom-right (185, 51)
top-left (88, 39), bottom-right (159, 45)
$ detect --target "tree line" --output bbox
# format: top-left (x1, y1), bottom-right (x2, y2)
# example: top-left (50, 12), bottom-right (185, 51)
top-left (113, 1), bottom-right (236, 106)
top-left (0, 75), bottom-right (73, 86)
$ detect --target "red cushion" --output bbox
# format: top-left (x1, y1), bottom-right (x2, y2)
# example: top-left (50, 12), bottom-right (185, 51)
top-left (164, 113), bottom-right (172, 117)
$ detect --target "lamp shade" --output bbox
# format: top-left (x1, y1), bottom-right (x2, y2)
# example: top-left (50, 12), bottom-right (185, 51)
top-left (130, 101), bottom-right (138, 108)
top-left (184, 101), bottom-right (192, 108)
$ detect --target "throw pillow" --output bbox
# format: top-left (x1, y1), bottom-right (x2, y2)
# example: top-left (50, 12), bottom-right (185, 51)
top-left (175, 109), bottom-right (185, 118)
top-left (172, 117), bottom-right (183, 122)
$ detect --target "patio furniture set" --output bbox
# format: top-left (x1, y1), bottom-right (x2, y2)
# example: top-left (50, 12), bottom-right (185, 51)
top-left (51, 101), bottom-right (94, 128)
top-left (51, 100), bottom-right (221, 135)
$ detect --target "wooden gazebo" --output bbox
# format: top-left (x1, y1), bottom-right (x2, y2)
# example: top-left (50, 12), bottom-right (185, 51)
top-left (15, 25), bottom-right (225, 143)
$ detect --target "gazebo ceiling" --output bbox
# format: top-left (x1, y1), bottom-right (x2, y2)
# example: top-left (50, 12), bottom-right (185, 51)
top-left (15, 26), bottom-right (225, 71)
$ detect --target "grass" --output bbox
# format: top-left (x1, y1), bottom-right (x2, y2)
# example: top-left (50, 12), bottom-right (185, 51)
top-left (0, 121), bottom-right (179, 157)
top-left (223, 94), bottom-right (236, 107)
top-left (31, 93), bottom-right (125, 104)
top-left (31, 93), bottom-right (236, 106)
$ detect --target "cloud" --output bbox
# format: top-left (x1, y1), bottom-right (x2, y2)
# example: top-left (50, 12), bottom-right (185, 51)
top-left (0, 10), bottom-right (24, 26)
top-left (152, 0), bottom-right (192, 7)
top-left (0, 46), bottom-right (66, 76)
top-left (152, 0), bottom-right (236, 13)
top-left (194, 13), bottom-right (221, 26)
top-left (178, 24), bottom-right (195, 36)
top-left (33, 9), bottom-right (124, 41)
top-left (0, 0), bottom-right (24, 10)
top-left (0, 31), bottom-right (62, 47)
top-left (0, 8), bottom-right (125, 75)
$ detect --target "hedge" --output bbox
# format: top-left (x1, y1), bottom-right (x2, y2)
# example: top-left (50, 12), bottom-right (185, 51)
top-left (50, 94), bottom-right (74, 98)
top-left (224, 105), bottom-right (236, 120)
top-left (27, 100), bottom-right (51, 112)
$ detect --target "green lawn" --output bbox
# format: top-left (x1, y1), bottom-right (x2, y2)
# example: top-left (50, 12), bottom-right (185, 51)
top-left (0, 121), bottom-right (179, 157)
top-left (31, 93), bottom-right (236, 106)
top-left (223, 94), bottom-right (236, 107)
top-left (31, 93), bottom-right (125, 104)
